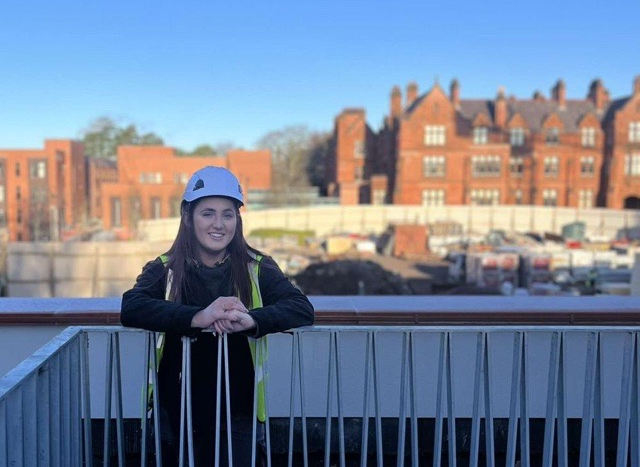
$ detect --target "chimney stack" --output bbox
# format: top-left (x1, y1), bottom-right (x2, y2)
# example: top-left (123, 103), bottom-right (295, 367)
top-left (390, 86), bottom-right (402, 119)
top-left (634, 76), bottom-right (640, 96)
top-left (406, 82), bottom-right (418, 107)
top-left (450, 79), bottom-right (460, 109)
top-left (552, 79), bottom-right (566, 109)
top-left (588, 79), bottom-right (609, 111)
top-left (494, 87), bottom-right (507, 129)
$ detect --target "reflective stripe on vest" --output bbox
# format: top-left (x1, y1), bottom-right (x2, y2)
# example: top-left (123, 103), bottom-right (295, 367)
top-left (152, 253), bottom-right (268, 422)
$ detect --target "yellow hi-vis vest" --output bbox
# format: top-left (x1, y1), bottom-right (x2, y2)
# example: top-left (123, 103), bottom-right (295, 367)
top-left (154, 253), bottom-right (268, 422)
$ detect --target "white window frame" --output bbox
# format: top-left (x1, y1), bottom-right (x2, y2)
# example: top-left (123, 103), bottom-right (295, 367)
top-left (546, 127), bottom-right (560, 145)
top-left (354, 140), bottom-right (364, 158)
top-left (542, 189), bottom-right (558, 206)
top-left (421, 189), bottom-right (445, 206)
top-left (580, 156), bottom-right (595, 176)
top-left (543, 156), bottom-right (559, 177)
top-left (578, 189), bottom-right (594, 209)
top-left (629, 122), bottom-right (640, 143)
top-left (510, 127), bottom-right (525, 147)
top-left (471, 155), bottom-right (501, 177)
top-left (509, 156), bottom-right (525, 177)
top-left (581, 127), bottom-right (596, 147)
top-left (423, 156), bottom-right (446, 177)
top-left (473, 127), bottom-right (488, 145)
top-left (424, 125), bottom-right (446, 146)
top-left (624, 153), bottom-right (640, 176)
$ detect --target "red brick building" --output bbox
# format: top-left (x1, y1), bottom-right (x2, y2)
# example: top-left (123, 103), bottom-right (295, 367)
top-left (329, 76), bottom-right (640, 209)
top-left (0, 140), bottom-right (86, 241)
top-left (96, 146), bottom-right (272, 238)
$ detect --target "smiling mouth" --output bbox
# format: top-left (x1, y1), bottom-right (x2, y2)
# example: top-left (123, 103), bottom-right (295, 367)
top-left (208, 233), bottom-right (224, 239)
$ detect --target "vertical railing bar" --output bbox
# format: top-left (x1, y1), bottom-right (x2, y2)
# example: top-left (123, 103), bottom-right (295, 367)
top-left (71, 336), bottom-right (83, 466)
top-left (593, 333), bottom-right (605, 467)
top-left (519, 333), bottom-right (530, 467)
top-left (63, 346), bottom-right (73, 464)
top-left (37, 358), bottom-right (51, 467)
top-left (222, 334), bottom-right (234, 465)
top-left (81, 332), bottom-right (93, 467)
top-left (372, 332), bottom-right (383, 467)
top-left (113, 333), bottom-right (126, 466)
top-left (360, 332), bottom-right (372, 467)
top-left (336, 332), bottom-right (346, 467)
top-left (151, 333), bottom-right (163, 467)
top-left (324, 331), bottom-right (335, 467)
top-left (557, 332), bottom-right (568, 467)
top-left (409, 332), bottom-right (419, 467)
top-left (298, 332), bottom-right (309, 467)
top-left (0, 399), bottom-right (7, 467)
top-left (631, 331), bottom-right (640, 467)
top-left (103, 333), bottom-right (113, 467)
top-left (140, 333), bottom-right (151, 467)
top-left (616, 332), bottom-right (635, 467)
top-left (213, 335), bottom-right (223, 467)
top-left (579, 332), bottom-right (597, 467)
top-left (186, 338), bottom-right (195, 467)
top-left (252, 337), bottom-right (262, 467)
top-left (287, 333), bottom-right (298, 467)
top-left (469, 332), bottom-right (484, 467)
top-left (51, 352), bottom-right (62, 467)
top-left (542, 332), bottom-right (560, 467)
top-left (178, 337), bottom-right (188, 467)
top-left (506, 332), bottom-right (522, 467)
top-left (483, 333), bottom-right (495, 467)
top-left (262, 337), bottom-right (273, 467)
top-left (23, 376), bottom-right (37, 467)
top-left (396, 332), bottom-right (409, 467)
top-left (433, 332), bottom-right (446, 467)
top-left (446, 332), bottom-right (457, 467)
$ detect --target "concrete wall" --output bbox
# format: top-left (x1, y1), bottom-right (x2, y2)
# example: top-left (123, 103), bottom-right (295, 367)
top-left (140, 205), bottom-right (640, 242)
top-left (6, 241), bottom-right (171, 297)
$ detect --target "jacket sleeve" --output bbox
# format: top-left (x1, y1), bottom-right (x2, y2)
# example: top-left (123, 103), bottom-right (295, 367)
top-left (247, 256), bottom-right (315, 338)
top-left (120, 258), bottom-right (202, 334)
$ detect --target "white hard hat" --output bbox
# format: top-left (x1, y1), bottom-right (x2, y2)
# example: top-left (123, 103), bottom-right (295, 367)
top-left (182, 166), bottom-right (244, 206)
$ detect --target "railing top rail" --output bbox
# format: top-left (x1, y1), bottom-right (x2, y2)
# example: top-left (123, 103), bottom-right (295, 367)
top-left (0, 296), bottom-right (639, 325)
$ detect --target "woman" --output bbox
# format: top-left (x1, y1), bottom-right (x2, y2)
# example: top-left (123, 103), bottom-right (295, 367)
top-left (121, 166), bottom-right (314, 466)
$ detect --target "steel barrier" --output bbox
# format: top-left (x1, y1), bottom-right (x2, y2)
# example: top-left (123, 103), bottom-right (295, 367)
top-left (1, 325), bottom-right (640, 466)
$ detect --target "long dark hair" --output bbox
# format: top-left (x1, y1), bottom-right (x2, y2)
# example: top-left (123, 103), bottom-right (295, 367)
top-left (164, 197), bottom-right (263, 308)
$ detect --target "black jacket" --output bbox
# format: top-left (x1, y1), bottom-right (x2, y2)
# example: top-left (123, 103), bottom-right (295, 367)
top-left (120, 255), bottom-right (314, 438)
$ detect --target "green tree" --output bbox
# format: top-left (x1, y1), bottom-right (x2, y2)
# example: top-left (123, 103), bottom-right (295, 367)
top-left (81, 117), bottom-right (164, 158)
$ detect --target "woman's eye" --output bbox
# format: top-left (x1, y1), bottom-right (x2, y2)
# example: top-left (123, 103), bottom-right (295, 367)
top-left (223, 214), bottom-right (234, 220)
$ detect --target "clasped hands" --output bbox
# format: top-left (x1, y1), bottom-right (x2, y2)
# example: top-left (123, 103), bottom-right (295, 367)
top-left (190, 296), bottom-right (256, 335)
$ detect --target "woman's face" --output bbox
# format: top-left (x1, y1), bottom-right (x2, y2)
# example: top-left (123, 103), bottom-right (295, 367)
top-left (191, 197), bottom-right (238, 266)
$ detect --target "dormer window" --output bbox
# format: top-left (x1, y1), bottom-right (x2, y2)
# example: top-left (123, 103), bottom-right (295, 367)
top-left (581, 127), bottom-right (596, 147)
top-left (473, 127), bottom-right (488, 145)
top-left (509, 128), bottom-right (525, 147)
top-left (424, 125), bottom-right (446, 146)
top-left (546, 127), bottom-right (560, 146)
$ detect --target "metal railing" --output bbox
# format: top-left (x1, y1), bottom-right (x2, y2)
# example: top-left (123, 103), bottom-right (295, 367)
top-left (1, 325), bottom-right (640, 466)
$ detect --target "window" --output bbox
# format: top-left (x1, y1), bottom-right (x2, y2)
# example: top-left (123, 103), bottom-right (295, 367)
top-left (423, 156), bottom-right (446, 177)
top-left (470, 189), bottom-right (500, 205)
top-left (509, 156), bottom-right (525, 177)
top-left (0, 185), bottom-right (4, 203)
top-left (580, 156), bottom-right (595, 176)
top-left (424, 125), bottom-right (446, 146)
top-left (471, 155), bottom-right (501, 177)
top-left (15, 162), bottom-right (20, 177)
top-left (578, 190), bottom-right (594, 209)
top-left (140, 172), bottom-right (163, 184)
top-left (16, 186), bottom-right (21, 201)
top-left (354, 140), bottom-right (364, 158)
top-left (17, 208), bottom-right (23, 224)
top-left (372, 189), bottom-right (386, 205)
top-left (0, 208), bottom-right (5, 226)
top-left (514, 189), bottom-right (523, 205)
top-left (354, 165), bottom-right (364, 181)
top-left (581, 127), bottom-right (596, 147)
top-left (30, 187), bottom-right (48, 204)
top-left (174, 172), bottom-right (189, 184)
top-left (29, 160), bottom-right (47, 179)
top-left (170, 197), bottom-right (181, 217)
top-left (473, 127), bottom-right (488, 145)
top-left (0, 163), bottom-right (5, 178)
top-left (111, 198), bottom-right (122, 228)
top-left (151, 198), bottom-right (162, 219)
top-left (421, 189), bottom-right (445, 206)
top-left (546, 127), bottom-right (560, 145)
top-left (629, 122), bottom-right (640, 143)
top-left (624, 153), bottom-right (640, 176)
top-left (544, 156), bottom-right (559, 177)
top-left (542, 189), bottom-right (557, 206)
top-left (510, 128), bottom-right (525, 147)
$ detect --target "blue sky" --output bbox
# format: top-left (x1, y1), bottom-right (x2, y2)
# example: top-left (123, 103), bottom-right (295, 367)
top-left (1, 0), bottom-right (638, 152)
